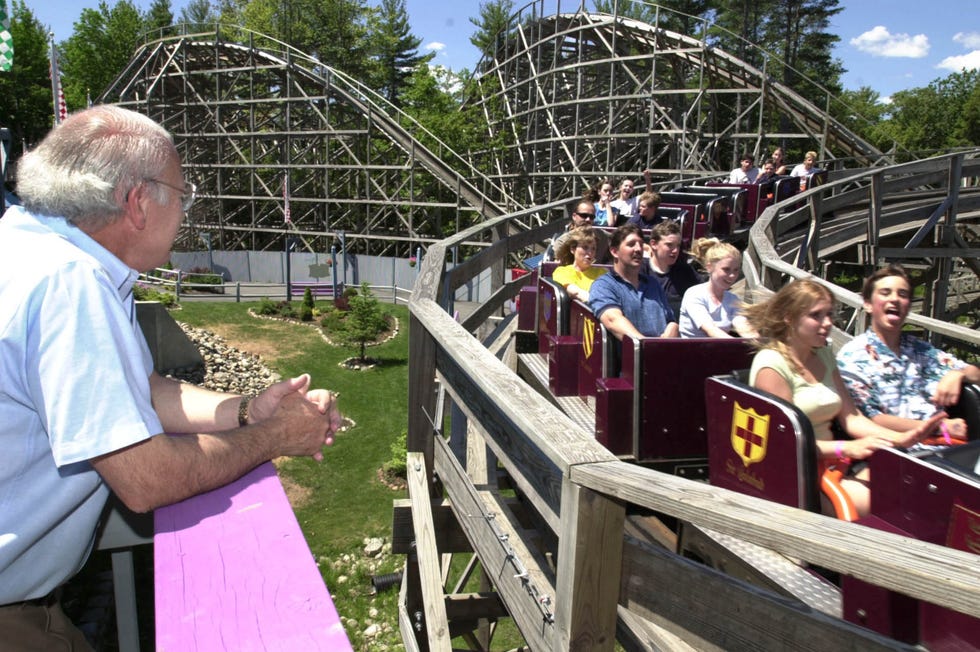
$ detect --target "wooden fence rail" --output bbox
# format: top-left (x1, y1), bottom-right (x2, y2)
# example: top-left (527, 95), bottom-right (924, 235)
top-left (400, 153), bottom-right (980, 650)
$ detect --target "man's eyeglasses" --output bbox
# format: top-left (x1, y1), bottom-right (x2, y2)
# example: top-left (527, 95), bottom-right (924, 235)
top-left (149, 178), bottom-right (197, 213)
top-left (574, 212), bottom-right (595, 219)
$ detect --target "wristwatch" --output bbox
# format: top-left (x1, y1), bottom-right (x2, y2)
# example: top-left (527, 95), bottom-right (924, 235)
top-left (238, 395), bottom-right (251, 427)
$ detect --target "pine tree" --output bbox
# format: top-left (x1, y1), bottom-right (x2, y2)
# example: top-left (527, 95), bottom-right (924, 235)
top-left (180, 0), bottom-right (217, 30)
top-left (367, 0), bottom-right (433, 106)
top-left (340, 283), bottom-right (388, 363)
top-left (469, 0), bottom-right (514, 60)
top-left (144, 0), bottom-right (175, 37)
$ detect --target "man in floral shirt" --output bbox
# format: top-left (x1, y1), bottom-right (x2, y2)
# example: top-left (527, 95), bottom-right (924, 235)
top-left (837, 264), bottom-right (980, 440)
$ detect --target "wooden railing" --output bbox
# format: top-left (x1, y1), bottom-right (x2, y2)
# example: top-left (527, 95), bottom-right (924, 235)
top-left (744, 151), bottom-right (980, 349)
top-left (400, 156), bottom-right (980, 650)
top-left (94, 304), bottom-right (352, 652)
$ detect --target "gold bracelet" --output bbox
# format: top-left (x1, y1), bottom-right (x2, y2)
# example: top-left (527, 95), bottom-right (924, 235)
top-left (238, 395), bottom-right (251, 427)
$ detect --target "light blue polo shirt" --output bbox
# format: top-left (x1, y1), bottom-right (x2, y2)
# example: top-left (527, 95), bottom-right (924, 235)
top-left (0, 206), bottom-right (162, 603)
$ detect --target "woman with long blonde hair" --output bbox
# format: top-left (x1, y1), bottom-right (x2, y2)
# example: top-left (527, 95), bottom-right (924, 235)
top-left (742, 279), bottom-right (945, 516)
top-left (678, 238), bottom-right (754, 338)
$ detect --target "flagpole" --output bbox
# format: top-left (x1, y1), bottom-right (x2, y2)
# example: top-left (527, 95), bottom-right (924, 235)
top-left (49, 33), bottom-right (58, 124)
top-left (48, 32), bottom-right (67, 125)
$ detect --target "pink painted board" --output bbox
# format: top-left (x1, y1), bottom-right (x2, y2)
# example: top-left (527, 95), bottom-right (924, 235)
top-left (154, 462), bottom-right (352, 651)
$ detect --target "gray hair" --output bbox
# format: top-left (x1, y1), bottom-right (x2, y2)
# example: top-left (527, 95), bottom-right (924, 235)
top-left (16, 105), bottom-right (177, 229)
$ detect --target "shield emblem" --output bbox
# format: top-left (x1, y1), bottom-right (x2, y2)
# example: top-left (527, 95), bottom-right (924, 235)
top-left (581, 317), bottom-right (595, 359)
top-left (731, 402), bottom-right (769, 467)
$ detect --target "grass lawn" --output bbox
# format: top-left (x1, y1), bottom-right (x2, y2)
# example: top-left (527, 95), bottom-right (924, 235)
top-left (171, 298), bottom-right (528, 651)
top-left (173, 299), bottom-right (409, 649)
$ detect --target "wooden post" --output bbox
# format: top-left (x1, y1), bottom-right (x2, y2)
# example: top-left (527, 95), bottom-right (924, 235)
top-left (407, 312), bottom-right (438, 480)
top-left (866, 171), bottom-right (883, 268)
top-left (553, 478), bottom-right (625, 651)
top-left (407, 452), bottom-right (451, 651)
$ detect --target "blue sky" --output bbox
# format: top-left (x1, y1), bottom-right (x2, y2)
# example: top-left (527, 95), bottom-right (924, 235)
top-left (27, 0), bottom-right (980, 102)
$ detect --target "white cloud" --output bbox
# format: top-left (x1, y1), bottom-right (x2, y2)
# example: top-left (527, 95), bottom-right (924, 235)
top-left (424, 41), bottom-right (446, 53)
top-left (878, 96), bottom-right (893, 105)
top-left (953, 32), bottom-right (980, 50)
top-left (937, 50), bottom-right (980, 72)
top-left (850, 26), bottom-right (929, 58)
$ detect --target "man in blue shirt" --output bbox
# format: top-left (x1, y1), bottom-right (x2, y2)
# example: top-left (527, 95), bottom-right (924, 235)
top-left (589, 224), bottom-right (679, 340)
top-left (0, 106), bottom-right (343, 648)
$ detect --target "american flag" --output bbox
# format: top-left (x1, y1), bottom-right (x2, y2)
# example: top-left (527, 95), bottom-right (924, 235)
top-left (49, 34), bottom-right (67, 124)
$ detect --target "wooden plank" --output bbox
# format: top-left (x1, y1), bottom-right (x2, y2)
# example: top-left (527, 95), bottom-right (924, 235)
top-left (391, 499), bottom-right (473, 554)
top-left (154, 462), bottom-right (352, 652)
top-left (619, 535), bottom-right (913, 652)
top-left (616, 605), bottom-right (700, 652)
top-left (407, 312), bottom-right (439, 477)
top-left (460, 274), bottom-right (533, 332)
top-left (572, 460), bottom-right (980, 618)
top-left (444, 593), bottom-right (509, 620)
top-left (433, 435), bottom-right (555, 651)
top-left (406, 452), bottom-right (452, 651)
top-left (553, 480), bottom-right (624, 651)
top-left (398, 564), bottom-right (423, 652)
top-left (877, 247), bottom-right (980, 259)
top-left (414, 298), bottom-right (616, 533)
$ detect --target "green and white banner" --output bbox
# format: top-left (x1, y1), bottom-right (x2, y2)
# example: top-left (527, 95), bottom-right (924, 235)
top-left (0, 1), bottom-right (12, 72)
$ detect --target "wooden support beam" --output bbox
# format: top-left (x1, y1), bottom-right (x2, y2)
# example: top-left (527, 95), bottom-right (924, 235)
top-left (444, 593), bottom-right (509, 620)
top-left (573, 460), bottom-right (980, 618)
top-left (433, 436), bottom-right (556, 650)
top-left (620, 536), bottom-right (913, 651)
top-left (407, 452), bottom-right (452, 651)
top-left (392, 499), bottom-right (472, 554)
top-left (552, 479), bottom-right (624, 651)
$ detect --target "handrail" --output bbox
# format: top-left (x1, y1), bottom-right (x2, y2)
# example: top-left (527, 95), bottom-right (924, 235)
top-left (402, 152), bottom-right (980, 650)
top-left (745, 150), bottom-right (980, 349)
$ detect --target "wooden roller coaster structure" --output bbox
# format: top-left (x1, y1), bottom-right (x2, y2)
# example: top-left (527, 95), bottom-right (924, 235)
top-left (397, 152), bottom-right (980, 651)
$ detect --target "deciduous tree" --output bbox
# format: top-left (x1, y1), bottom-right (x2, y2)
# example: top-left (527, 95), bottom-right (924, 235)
top-left (0, 0), bottom-right (52, 157)
top-left (59, 0), bottom-right (144, 108)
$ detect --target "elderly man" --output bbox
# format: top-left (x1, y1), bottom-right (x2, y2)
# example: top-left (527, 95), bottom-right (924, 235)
top-left (0, 106), bottom-right (342, 648)
top-left (589, 223), bottom-right (678, 342)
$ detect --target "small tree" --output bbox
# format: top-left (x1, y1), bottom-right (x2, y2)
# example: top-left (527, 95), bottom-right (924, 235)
top-left (340, 282), bottom-right (388, 363)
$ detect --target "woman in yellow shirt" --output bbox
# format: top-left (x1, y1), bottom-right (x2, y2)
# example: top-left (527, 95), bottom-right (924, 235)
top-left (552, 226), bottom-right (608, 303)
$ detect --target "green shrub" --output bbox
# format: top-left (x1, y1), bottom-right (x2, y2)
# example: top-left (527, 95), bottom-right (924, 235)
top-left (133, 283), bottom-right (177, 308)
top-left (320, 307), bottom-right (345, 332)
top-left (302, 287), bottom-right (315, 311)
top-left (300, 304), bottom-right (314, 322)
top-left (257, 297), bottom-right (279, 315)
top-left (382, 431), bottom-right (407, 478)
top-left (276, 301), bottom-right (297, 319)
